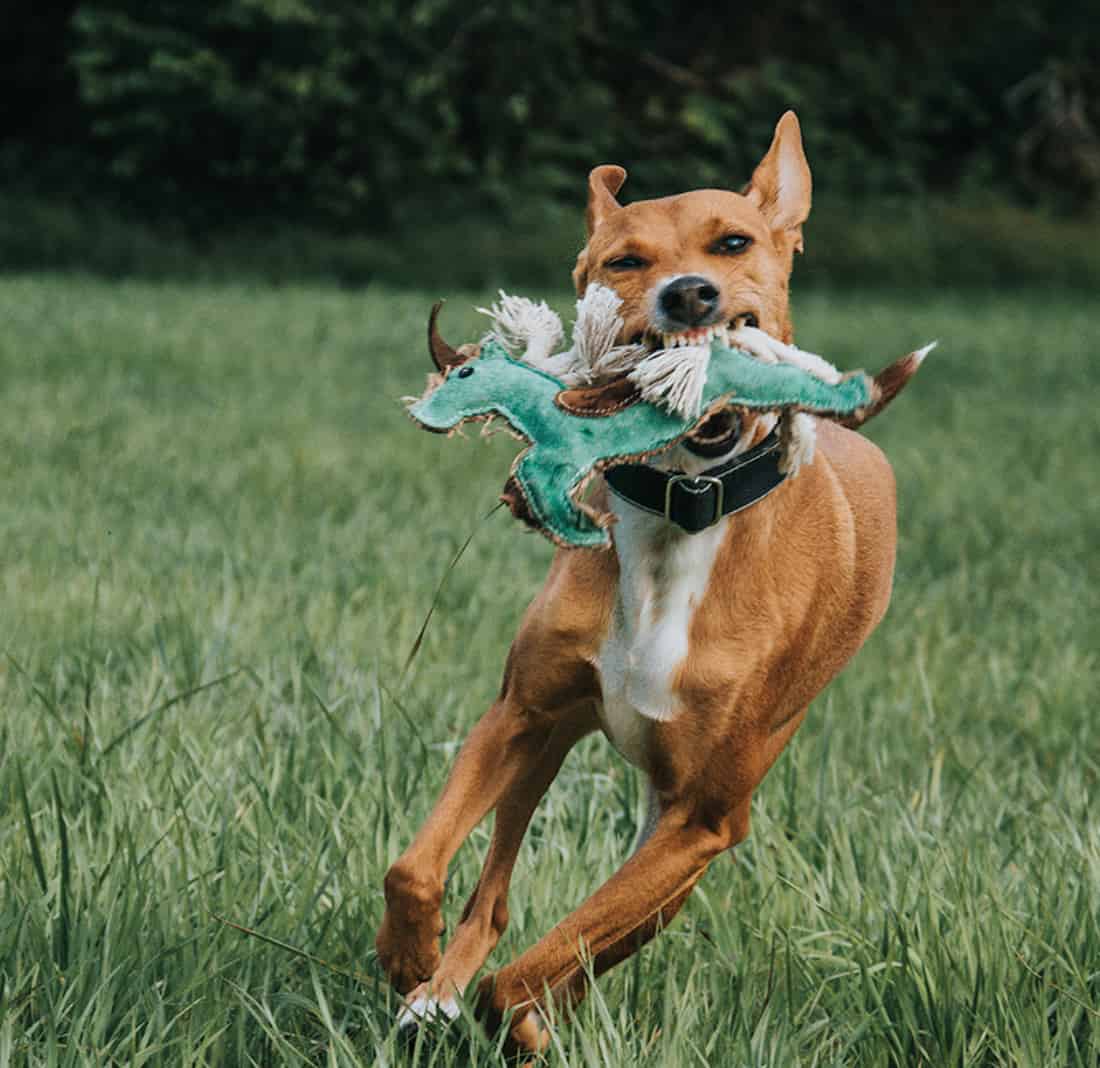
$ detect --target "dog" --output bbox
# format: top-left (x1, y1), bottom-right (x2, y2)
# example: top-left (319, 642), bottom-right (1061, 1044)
top-left (376, 111), bottom-right (921, 1052)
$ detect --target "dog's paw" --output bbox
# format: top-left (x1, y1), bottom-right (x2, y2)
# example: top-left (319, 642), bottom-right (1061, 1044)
top-left (376, 921), bottom-right (443, 995)
top-left (397, 991), bottom-right (461, 1030)
top-left (474, 973), bottom-right (553, 1055)
top-left (376, 867), bottom-right (445, 993)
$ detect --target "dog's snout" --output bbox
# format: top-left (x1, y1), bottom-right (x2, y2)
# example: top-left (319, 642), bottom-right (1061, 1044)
top-left (657, 275), bottom-right (721, 328)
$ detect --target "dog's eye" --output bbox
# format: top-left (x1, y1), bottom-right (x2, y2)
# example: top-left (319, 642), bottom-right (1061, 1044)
top-left (605, 254), bottom-right (648, 271)
top-left (457, 366), bottom-right (475, 378)
top-left (712, 234), bottom-right (752, 255)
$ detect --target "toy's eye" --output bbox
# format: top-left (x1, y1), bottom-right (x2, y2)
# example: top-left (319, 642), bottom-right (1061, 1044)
top-left (712, 234), bottom-right (752, 255)
top-left (605, 254), bottom-right (648, 271)
top-left (457, 366), bottom-right (475, 378)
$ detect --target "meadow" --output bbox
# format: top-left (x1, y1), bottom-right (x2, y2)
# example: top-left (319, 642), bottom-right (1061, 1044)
top-left (0, 274), bottom-right (1097, 1066)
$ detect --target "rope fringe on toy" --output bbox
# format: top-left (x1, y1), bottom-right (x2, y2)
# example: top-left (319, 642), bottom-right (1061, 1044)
top-left (627, 345), bottom-right (711, 418)
top-left (477, 292), bottom-right (564, 370)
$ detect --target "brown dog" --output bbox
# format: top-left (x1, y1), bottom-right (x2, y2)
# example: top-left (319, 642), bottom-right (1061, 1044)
top-left (377, 112), bottom-right (920, 1051)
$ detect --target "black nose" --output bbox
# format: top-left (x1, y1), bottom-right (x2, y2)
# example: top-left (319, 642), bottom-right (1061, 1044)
top-left (658, 275), bottom-right (721, 328)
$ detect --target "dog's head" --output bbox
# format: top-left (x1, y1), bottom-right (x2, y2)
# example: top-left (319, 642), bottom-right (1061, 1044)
top-left (573, 112), bottom-right (811, 353)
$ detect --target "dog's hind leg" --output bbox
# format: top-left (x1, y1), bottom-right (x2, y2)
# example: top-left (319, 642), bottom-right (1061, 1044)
top-left (476, 797), bottom-right (749, 1052)
top-left (398, 716), bottom-right (591, 1024)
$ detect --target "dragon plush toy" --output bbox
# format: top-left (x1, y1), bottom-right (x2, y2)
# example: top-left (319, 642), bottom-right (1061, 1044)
top-left (408, 286), bottom-right (928, 549)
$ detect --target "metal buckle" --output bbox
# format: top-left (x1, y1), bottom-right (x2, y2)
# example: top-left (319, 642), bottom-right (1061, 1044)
top-left (664, 473), bottom-right (724, 527)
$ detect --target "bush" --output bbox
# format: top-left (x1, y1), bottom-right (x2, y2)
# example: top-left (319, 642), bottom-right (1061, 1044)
top-left (32, 0), bottom-right (1094, 231)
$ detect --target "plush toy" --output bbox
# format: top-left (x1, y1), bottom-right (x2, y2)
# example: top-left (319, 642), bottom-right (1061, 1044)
top-left (408, 286), bottom-right (927, 549)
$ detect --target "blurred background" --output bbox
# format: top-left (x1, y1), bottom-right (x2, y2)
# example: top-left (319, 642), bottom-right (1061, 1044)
top-left (4, 0), bottom-right (1099, 289)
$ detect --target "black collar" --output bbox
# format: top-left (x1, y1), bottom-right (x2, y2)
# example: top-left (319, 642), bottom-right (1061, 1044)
top-left (604, 429), bottom-right (786, 535)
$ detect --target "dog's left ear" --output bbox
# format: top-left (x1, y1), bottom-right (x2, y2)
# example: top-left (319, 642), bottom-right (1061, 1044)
top-left (746, 112), bottom-right (812, 254)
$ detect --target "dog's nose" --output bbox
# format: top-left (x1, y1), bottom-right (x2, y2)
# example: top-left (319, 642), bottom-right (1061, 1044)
top-left (657, 275), bottom-right (721, 328)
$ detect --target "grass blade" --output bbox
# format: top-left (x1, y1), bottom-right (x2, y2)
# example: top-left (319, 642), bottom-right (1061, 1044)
top-left (16, 761), bottom-right (48, 895)
top-left (51, 772), bottom-right (71, 971)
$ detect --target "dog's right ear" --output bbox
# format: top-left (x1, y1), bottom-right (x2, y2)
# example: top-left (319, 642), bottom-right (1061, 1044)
top-left (576, 165), bottom-right (626, 293)
top-left (585, 164), bottom-right (627, 237)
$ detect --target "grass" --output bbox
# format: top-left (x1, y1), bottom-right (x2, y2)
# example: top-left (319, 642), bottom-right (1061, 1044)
top-left (0, 274), bottom-right (1097, 1066)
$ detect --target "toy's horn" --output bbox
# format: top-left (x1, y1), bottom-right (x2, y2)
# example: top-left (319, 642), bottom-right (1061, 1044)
top-left (428, 301), bottom-right (465, 371)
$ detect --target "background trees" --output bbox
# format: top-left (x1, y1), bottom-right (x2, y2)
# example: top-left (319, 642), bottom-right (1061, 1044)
top-left (5, 0), bottom-right (1097, 231)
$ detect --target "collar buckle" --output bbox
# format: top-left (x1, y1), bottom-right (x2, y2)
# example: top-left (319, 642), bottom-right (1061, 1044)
top-left (664, 473), bottom-right (724, 528)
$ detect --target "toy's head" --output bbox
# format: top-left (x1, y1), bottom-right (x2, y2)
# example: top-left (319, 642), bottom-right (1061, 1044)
top-left (409, 303), bottom-right (561, 432)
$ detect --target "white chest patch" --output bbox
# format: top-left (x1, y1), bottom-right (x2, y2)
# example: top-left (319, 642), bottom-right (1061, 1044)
top-left (595, 490), bottom-right (727, 769)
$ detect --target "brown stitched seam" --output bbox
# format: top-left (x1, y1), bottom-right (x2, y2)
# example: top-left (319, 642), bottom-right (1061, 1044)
top-left (554, 396), bottom-right (638, 417)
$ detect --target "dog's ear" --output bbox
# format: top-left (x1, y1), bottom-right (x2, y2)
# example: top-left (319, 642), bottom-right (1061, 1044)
top-left (585, 164), bottom-right (627, 237)
top-left (746, 112), bottom-right (812, 253)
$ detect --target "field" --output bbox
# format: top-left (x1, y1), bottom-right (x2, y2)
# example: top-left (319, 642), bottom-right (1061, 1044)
top-left (0, 274), bottom-right (1097, 1066)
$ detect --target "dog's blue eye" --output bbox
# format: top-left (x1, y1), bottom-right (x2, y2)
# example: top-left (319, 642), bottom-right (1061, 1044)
top-left (457, 366), bottom-right (475, 378)
top-left (605, 255), bottom-right (647, 271)
top-left (713, 235), bottom-right (752, 254)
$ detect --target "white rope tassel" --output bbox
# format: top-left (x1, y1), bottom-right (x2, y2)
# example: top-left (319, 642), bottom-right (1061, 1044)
top-left (543, 283), bottom-right (642, 384)
top-left (565, 284), bottom-right (647, 384)
top-left (571, 285), bottom-right (623, 370)
top-left (628, 344), bottom-right (711, 418)
top-left (779, 411), bottom-right (817, 476)
top-left (477, 291), bottom-right (564, 369)
top-left (728, 324), bottom-right (843, 384)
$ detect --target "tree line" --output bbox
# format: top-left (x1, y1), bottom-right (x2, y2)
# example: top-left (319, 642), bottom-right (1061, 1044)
top-left (5, 1), bottom-right (1098, 230)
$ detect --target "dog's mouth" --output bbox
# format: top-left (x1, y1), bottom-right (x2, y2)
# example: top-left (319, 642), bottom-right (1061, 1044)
top-left (630, 313), bottom-right (760, 353)
top-left (683, 408), bottom-right (740, 456)
top-left (626, 313), bottom-right (759, 458)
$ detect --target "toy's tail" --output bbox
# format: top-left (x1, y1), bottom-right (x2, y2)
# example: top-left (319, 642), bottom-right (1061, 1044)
top-left (840, 343), bottom-right (933, 429)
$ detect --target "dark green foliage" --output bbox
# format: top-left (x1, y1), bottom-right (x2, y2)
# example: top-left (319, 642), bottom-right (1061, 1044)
top-left (5, 1), bottom-right (1098, 229)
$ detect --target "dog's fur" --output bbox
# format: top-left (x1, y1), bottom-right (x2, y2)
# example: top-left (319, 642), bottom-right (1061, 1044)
top-left (377, 112), bottom-right (912, 1051)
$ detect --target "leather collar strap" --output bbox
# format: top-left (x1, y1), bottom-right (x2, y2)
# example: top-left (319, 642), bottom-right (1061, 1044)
top-left (604, 429), bottom-right (786, 534)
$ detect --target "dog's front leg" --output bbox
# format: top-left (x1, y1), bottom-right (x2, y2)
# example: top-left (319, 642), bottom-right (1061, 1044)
top-left (398, 714), bottom-right (593, 1021)
top-left (376, 697), bottom-right (563, 993)
top-left (378, 547), bottom-right (615, 996)
top-left (476, 799), bottom-right (749, 1051)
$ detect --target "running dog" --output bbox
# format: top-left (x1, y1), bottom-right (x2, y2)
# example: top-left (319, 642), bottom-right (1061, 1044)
top-left (377, 112), bottom-right (921, 1052)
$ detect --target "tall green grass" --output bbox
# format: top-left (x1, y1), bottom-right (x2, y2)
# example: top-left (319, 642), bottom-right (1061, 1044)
top-left (0, 277), bottom-right (1096, 1065)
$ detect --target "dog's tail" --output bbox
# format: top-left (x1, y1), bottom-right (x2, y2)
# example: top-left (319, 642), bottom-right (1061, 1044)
top-left (840, 343), bottom-right (934, 429)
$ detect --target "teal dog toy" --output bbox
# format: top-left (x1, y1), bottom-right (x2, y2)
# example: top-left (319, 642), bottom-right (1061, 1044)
top-left (408, 300), bottom-right (905, 549)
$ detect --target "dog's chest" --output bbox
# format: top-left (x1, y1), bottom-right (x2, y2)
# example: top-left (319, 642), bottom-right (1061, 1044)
top-left (595, 496), bottom-right (727, 769)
